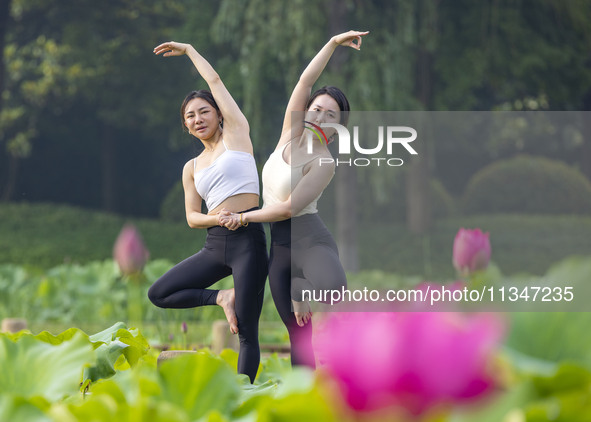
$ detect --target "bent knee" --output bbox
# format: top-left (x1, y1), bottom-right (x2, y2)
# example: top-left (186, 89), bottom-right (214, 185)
top-left (147, 285), bottom-right (165, 307)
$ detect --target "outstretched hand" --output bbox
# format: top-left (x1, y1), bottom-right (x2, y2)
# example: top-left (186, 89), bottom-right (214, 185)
top-left (332, 30), bottom-right (370, 50)
top-left (153, 41), bottom-right (192, 57)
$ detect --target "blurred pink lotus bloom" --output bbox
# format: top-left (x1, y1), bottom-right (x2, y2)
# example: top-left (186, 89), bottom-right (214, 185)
top-left (453, 228), bottom-right (491, 275)
top-left (113, 224), bottom-right (150, 275)
top-left (316, 311), bottom-right (504, 416)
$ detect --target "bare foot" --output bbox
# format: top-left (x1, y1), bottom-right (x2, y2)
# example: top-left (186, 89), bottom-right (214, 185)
top-left (292, 300), bottom-right (312, 327)
top-left (217, 288), bottom-right (238, 334)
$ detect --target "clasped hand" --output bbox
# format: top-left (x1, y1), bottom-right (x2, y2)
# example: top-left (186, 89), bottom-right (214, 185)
top-left (217, 209), bottom-right (242, 230)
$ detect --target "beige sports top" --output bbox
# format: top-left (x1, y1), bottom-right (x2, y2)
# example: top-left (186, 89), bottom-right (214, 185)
top-left (262, 141), bottom-right (328, 217)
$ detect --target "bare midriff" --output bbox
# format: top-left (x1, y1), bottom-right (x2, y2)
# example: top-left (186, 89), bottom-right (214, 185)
top-left (208, 193), bottom-right (260, 216)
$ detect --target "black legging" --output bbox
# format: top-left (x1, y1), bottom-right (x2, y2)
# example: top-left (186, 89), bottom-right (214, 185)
top-left (148, 216), bottom-right (268, 383)
top-left (269, 213), bottom-right (347, 368)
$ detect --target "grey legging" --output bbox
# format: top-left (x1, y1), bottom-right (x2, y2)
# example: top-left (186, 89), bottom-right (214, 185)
top-left (268, 213), bottom-right (347, 368)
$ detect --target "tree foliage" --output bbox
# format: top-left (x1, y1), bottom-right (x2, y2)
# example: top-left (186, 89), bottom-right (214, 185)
top-left (0, 0), bottom-right (589, 216)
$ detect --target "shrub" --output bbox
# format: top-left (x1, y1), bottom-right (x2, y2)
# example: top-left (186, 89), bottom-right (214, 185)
top-left (356, 176), bottom-right (456, 223)
top-left (462, 155), bottom-right (591, 215)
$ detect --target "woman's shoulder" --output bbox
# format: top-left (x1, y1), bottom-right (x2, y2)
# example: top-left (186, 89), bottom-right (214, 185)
top-left (222, 127), bottom-right (253, 154)
top-left (183, 158), bottom-right (196, 174)
top-left (222, 133), bottom-right (253, 155)
top-left (274, 133), bottom-right (297, 152)
top-left (303, 149), bottom-right (335, 173)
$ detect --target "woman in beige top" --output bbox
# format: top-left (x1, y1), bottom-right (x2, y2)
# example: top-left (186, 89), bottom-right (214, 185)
top-left (220, 30), bottom-right (368, 368)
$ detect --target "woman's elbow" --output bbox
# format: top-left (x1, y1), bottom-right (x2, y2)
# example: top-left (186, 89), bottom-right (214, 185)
top-left (186, 216), bottom-right (199, 229)
top-left (281, 200), bottom-right (293, 220)
top-left (207, 73), bottom-right (222, 86)
top-left (282, 207), bottom-right (292, 220)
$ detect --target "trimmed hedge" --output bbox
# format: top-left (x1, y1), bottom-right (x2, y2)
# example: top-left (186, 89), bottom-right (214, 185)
top-left (351, 176), bottom-right (456, 223)
top-left (462, 155), bottom-right (591, 215)
top-left (360, 213), bottom-right (591, 278)
top-left (3, 203), bottom-right (591, 277)
top-left (0, 202), bottom-right (205, 269)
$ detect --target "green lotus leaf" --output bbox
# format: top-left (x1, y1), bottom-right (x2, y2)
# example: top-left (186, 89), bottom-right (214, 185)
top-left (1, 323), bottom-right (149, 390)
top-left (201, 409), bottom-right (231, 422)
top-left (83, 340), bottom-right (130, 383)
top-left (52, 362), bottom-right (190, 421)
top-left (32, 328), bottom-right (81, 345)
top-left (3, 327), bottom-right (81, 345)
top-left (0, 395), bottom-right (52, 422)
top-left (0, 332), bottom-right (95, 401)
top-left (113, 327), bottom-right (150, 367)
top-left (90, 361), bottom-right (161, 403)
top-left (158, 352), bottom-right (241, 420)
top-left (82, 324), bottom-right (150, 383)
top-left (520, 363), bottom-right (591, 421)
top-left (49, 393), bottom-right (189, 422)
top-left (531, 362), bottom-right (591, 396)
top-left (233, 381), bottom-right (337, 422)
top-left (238, 379), bottom-right (278, 403)
top-left (218, 348), bottom-right (239, 371)
top-left (88, 322), bottom-right (129, 343)
top-left (255, 353), bottom-right (292, 384)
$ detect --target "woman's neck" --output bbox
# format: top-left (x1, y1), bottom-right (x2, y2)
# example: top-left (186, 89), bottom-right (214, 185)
top-left (200, 131), bottom-right (223, 152)
top-left (295, 132), bottom-right (327, 154)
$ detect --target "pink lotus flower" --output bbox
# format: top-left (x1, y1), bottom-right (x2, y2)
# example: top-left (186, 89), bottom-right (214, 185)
top-left (316, 311), bottom-right (504, 416)
top-left (453, 228), bottom-right (491, 275)
top-left (113, 224), bottom-right (149, 275)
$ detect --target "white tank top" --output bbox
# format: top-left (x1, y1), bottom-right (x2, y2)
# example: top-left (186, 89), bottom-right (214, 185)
top-left (193, 140), bottom-right (259, 211)
top-left (262, 141), bottom-right (326, 217)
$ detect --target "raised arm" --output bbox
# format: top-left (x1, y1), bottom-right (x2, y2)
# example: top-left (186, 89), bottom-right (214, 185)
top-left (154, 42), bottom-right (251, 152)
top-left (277, 30), bottom-right (369, 149)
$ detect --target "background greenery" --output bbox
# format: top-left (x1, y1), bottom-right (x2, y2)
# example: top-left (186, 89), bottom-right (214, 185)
top-left (2, 0), bottom-right (591, 217)
top-left (2, 2), bottom-right (591, 419)
top-left (3, 202), bottom-right (591, 278)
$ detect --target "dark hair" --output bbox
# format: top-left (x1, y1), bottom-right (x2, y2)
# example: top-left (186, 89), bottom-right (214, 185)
top-left (305, 86), bottom-right (350, 127)
top-left (180, 90), bottom-right (221, 132)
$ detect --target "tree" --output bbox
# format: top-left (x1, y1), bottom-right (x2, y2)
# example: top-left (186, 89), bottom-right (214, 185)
top-left (1, 0), bottom-right (194, 213)
top-left (433, 0), bottom-right (591, 192)
top-left (4, 0), bottom-right (590, 222)
top-left (1, 0), bottom-right (84, 201)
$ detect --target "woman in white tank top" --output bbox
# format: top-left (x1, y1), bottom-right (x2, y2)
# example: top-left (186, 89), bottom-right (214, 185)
top-left (219, 30), bottom-right (369, 368)
top-left (148, 41), bottom-right (268, 383)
